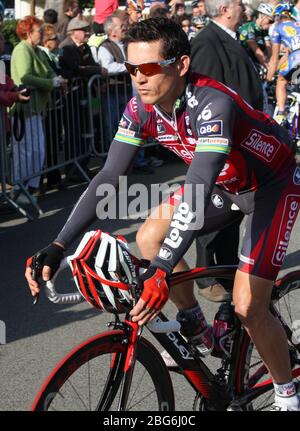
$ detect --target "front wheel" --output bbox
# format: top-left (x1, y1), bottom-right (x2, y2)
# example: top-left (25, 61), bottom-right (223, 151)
top-left (32, 330), bottom-right (175, 411)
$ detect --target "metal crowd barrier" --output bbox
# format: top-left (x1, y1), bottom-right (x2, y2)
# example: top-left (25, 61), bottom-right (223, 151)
top-left (0, 105), bottom-right (36, 220)
top-left (1, 73), bottom-right (158, 221)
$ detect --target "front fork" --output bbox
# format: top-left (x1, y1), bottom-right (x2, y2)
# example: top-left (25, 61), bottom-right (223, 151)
top-left (117, 319), bottom-right (142, 411)
top-left (96, 316), bottom-right (142, 411)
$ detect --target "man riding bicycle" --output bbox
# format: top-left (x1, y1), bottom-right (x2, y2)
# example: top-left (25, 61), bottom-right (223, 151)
top-left (25, 17), bottom-right (300, 411)
top-left (267, 2), bottom-right (300, 125)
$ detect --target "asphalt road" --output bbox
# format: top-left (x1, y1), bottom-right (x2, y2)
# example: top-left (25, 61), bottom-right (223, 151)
top-left (0, 158), bottom-right (300, 411)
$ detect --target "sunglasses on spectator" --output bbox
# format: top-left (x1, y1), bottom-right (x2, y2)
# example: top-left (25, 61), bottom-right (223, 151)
top-left (47, 36), bottom-right (58, 41)
top-left (124, 57), bottom-right (177, 76)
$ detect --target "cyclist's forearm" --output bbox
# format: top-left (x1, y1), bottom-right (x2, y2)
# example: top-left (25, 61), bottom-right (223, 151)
top-left (54, 141), bottom-right (139, 249)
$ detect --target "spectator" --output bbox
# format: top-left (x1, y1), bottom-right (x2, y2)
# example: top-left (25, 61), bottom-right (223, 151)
top-left (244, 4), bottom-right (254, 22)
top-left (44, 8), bottom-right (58, 25)
top-left (59, 19), bottom-right (105, 78)
top-left (59, 19), bottom-right (106, 180)
top-left (40, 24), bottom-right (65, 190)
top-left (178, 13), bottom-right (197, 40)
top-left (40, 24), bottom-right (60, 74)
top-left (0, 1), bottom-right (4, 23)
top-left (292, 0), bottom-right (300, 21)
top-left (149, 2), bottom-right (170, 18)
top-left (56, 0), bottom-right (80, 41)
top-left (169, 0), bottom-right (186, 18)
top-left (190, 0), bottom-right (264, 302)
top-left (97, 11), bottom-right (132, 139)
top-left (93, 0), bottom-right (119, 35)
top-left (126, 0), bottom-right (144, 25)
top-left (0, 32), bottom-right (10, 75)
top-left (0, 74), bottom-right (30, 135)
top-left (10, 16), bottom-right (66, 197)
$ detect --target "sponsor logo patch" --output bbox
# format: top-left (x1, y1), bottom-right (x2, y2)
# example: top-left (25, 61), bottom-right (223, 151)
top-left (119, 114), bottom-right (132, 129)
top-left (157, 123), bottom-right (166, 134)
top-left (197, 120), bottom-right (223, 137)
top-left (130, 97), bottom-right (138, 113)
top-left (211, 194), bottom-right (224, 208)
top-left (293, 166), bottom-right (300, 185)
top-left (198, 137), bottom-right (229, 146)
top-left (156, 135), bottom-right (179, 142)
top-left (117, 127), bottom-right (135, 137)
top-left (197, 103), bottom-right (212, 121)
top-left (158, 247), bottom-right (173, 261)
top-left (241, 129), bottom-right (281, 163)
top-left (272, 195), bottom-right (300, 267)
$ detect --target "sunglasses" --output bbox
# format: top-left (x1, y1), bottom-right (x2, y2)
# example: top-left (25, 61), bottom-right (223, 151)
top-left (124, 57), bottom-right (177, 77)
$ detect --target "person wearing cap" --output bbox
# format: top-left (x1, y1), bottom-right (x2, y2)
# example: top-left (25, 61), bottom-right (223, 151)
top-left (59, 18), bottom-right (105, 78)
top-left (239, 3), bottom-right (274, 70)
top-left (58, 19), bottom-right (106, 182)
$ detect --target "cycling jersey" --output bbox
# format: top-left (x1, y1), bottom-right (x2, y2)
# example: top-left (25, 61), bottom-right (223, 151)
top-left (55, 73), bottom-right (300, 281)
top-left (271, 20), bottom-right (300, 52)
top-left (239, 21), bottom-right (270, 59)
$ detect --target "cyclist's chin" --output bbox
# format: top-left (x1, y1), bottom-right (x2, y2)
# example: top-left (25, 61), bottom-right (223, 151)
top-left (138, 93), bottom-right (157, 105)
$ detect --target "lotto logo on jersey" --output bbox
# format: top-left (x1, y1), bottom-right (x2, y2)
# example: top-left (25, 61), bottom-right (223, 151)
top-left (197, 120), bottom-right (223, 137)
top-left (272, 195), bottom-right (300, 267)
top-left (241, 130), bottom-right (281, 163)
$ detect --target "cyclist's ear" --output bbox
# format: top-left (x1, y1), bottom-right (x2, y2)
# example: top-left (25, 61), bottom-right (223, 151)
top-left (177, 55), bottom-right (190, 77)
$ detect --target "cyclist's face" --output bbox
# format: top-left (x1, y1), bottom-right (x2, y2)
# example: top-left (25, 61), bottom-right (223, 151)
top-left (127, 40), bottom-right (190, 113)
top-left (260, 15), bottom-right (274, 30)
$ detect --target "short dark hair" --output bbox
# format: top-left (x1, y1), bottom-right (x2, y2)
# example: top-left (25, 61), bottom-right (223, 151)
top-left (43, 8), bottom-right (58, 24)
top-left (125, 17), bottom-right (190, 59)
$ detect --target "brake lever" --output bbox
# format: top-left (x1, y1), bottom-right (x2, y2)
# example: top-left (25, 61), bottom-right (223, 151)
top-left (33, 293), bottom-right (40, 305)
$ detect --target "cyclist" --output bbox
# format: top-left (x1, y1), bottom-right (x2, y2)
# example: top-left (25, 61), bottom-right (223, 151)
top-left (267, 2), bottom-right (300, 125)
top-left (239, 2), bottom-right (274, 70)
top-left (25, 17), bottom-right (300, 411)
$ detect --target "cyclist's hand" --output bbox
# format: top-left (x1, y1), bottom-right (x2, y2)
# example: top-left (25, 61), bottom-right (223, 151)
top-left (25, 243), bottom-right (64, 297)
top-left (130, 266), bottom-right (169, 326)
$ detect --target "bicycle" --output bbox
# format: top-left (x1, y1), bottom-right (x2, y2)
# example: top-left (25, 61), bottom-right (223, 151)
top-left (31, 240), bottom-right (300, 411)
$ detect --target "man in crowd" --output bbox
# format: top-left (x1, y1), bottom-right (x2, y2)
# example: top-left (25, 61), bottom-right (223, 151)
top-left (190, 0), bottom-right (264, 302)
top-left (59, 19), bottom-right (106, 180)
top-left (97, 11), bottom-right (132, 138)
top-left (56, 0), bottom-right (80, 41)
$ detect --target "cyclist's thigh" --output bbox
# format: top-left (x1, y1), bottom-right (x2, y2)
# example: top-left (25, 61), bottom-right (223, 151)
top-left (238, 166), bottom-right (300, 280)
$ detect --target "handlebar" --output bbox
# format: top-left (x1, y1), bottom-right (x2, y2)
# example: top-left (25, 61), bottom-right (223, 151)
top-left (36, 257), bottom-right (182, 334)
top-left (44, 258), bottom-right (83, 305)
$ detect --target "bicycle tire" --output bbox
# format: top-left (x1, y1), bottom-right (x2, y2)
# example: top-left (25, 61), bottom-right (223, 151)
top-left (234, 273), bottom-right (300, 411)
top-left (32, 330), bottom-right (175, 411)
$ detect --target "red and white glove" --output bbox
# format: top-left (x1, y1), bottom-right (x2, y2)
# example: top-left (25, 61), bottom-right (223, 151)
top-left (139, 266), bottom-right (169, 311)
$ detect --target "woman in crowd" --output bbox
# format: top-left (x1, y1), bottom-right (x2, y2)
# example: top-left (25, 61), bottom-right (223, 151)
top-left (10, 16), bottom-right (65, 197)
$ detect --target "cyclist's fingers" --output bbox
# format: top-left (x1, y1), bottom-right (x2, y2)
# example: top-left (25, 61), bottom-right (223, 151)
top-left (42, 265), bottom-right (52, 282)
top-left (130, 297), bottom-right (147, 317)
top-left (136, 308), bottom-right (157, 326)
top-left (25, 267), bottom-right (40, 295)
